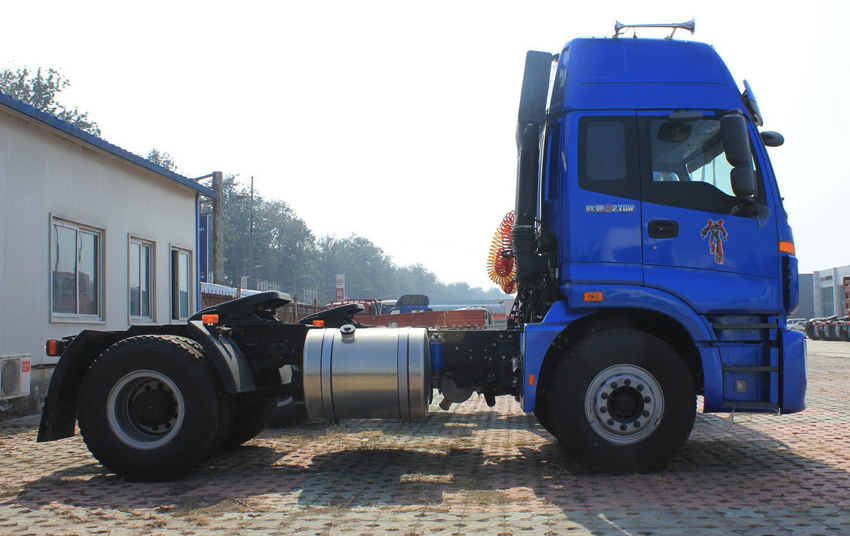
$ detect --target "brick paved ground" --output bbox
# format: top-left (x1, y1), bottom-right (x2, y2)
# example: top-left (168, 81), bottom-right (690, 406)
top-left (1, 341), bottom-right (849, 536)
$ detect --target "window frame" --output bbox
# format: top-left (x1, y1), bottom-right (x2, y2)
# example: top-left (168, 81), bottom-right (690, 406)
top-left (128, 236), bottom-right (156, 323)
top-left (170, 245), bottom-right (193, 322)
top-left (49, 215), bottom-right (106, 324)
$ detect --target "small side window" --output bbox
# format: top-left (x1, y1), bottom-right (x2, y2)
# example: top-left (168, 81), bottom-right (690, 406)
top-left (171, 248), bottom-right (192, 321)
top-left (130, 238), bottom-right (155, 321)
top-left (577, 116), bottom-right (640, 200)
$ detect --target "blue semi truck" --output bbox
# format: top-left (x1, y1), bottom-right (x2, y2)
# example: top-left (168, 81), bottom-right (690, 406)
top-left (38, 21), bottom-right (806, 480)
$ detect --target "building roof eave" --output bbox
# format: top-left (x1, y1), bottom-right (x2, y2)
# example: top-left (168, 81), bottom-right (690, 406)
top-left (0, 92), bottom-right (216, 198)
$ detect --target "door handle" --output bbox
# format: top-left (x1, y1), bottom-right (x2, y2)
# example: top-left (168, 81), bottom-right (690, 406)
top-left (648, 220), bottom-right (679, 238)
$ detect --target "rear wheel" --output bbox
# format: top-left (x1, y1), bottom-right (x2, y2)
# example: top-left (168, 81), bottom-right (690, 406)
top-left (548, 329), bottom-right (695, 473)
top-left (221, 399), bottom-right (277, 449)
top-left (270, 396), bottom-right (309, 428)
top-left (77, 336), bottom-right (231, 481)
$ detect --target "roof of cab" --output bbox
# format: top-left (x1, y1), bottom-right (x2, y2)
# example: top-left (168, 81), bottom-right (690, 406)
top-left (552, 38), bottom-right (743, 113)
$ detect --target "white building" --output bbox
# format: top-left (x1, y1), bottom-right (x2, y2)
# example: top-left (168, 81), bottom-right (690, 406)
top-left (812, 265), bottom-right (850, 318)
top-left (0, 93), bottom-right (214, 417)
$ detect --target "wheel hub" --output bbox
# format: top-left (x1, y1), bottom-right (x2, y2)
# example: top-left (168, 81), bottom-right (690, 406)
top-left (130, 387), bottom-right (177, 429)
top-left (585, 365), bottom-right (664, 444)
top-left (107, 371), bottom-right (184, 449)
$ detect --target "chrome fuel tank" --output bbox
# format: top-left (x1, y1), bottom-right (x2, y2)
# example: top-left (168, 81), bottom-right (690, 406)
top-left (302, 326), bottom-right (431, 423)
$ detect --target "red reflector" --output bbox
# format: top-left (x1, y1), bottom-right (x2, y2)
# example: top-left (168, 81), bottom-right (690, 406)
top-left (584, 291), bottom-right (604, 302)
top-left (201, 314), bottom-right (219, 325)
top-left (529, 374), bottom-right (535, 386)
top-left (312, 320), bottom-right (325, 327)
top-left (779, 241), bottom-right (795, 256)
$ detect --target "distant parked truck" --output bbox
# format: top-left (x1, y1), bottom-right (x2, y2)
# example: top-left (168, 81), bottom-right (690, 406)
top-left (38, 20), bottom-right (806, 481)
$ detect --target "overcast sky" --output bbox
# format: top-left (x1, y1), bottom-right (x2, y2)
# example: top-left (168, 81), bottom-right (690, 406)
top-left (2, 1), bottom-right (848, 289)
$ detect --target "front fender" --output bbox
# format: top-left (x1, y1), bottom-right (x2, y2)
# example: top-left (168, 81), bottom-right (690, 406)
top-left (526, 285), bottom-right (724, 412)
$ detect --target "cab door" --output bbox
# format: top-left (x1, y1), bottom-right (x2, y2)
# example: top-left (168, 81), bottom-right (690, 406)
top-left (638, 112), bottom-right (779, 313)
top-left (561, 112), bottom-right (643, 285)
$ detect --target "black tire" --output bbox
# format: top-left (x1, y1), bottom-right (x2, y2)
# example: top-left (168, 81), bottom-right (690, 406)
top-left (269, 396), bottom-right (310, 428)
top-left (77, 335), bottom-right (231, 481)
top-left (806, 324), bottom-right (818, 340)
top-left (221, 399), bottom-right (277, 449)
top-left (548, 329), bottom-right (696, 474)
top-left (533, 396), bottom-right (556, 436)
top-left (840, 326), bottom-right (850, 342)
top-left (830, 324), bottom-right (843, 341)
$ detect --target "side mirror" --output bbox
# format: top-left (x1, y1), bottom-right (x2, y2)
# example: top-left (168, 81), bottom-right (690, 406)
top-left (761, 131), bottom-right (784, 147)
top-left (730, 168), bottom-right (756, 198)
top-left (721, 114), bottom-right (756, 198)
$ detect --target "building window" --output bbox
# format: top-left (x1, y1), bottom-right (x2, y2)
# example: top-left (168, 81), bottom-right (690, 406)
top-left (130, 238), bottom-right (154, 320)
top-left (171, 248), bottom-right (192, 321)
top-left (51, 218), bottom-right (103, 319)
top-left (821, 286), bottom-right (834, 317)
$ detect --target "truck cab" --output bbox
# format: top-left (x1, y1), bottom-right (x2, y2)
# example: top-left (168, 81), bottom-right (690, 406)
top-left (513, 32), bottom-right (806, 464)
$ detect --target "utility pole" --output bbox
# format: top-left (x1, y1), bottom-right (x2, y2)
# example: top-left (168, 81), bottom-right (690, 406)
top-left (248, 176), bottom-right (254, 290)
top-left (212, 171), bottom-right (225, 284)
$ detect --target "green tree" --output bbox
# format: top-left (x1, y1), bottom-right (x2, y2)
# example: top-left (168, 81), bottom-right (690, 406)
top-left (145, 149), bottom-right (177, 171)
top-left (211, 175), bottom-right (506, 302)
top-left (0, 67), bottom-right (101, 136)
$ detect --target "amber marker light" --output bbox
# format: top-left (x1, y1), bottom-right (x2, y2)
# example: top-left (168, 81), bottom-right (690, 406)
top-left (46, 340), bottom-right (61, 356)
top-left (312, 320), bottom-right (325, 327)
top-left (584, 291), bottom-right (604, 302)
top-left (779, 241), bottom-right (796, 256)
top-left (201, 314), bottom-right (219, 325)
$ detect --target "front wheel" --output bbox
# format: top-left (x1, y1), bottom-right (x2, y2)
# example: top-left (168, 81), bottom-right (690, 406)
top-left (548, 329), bottom-right (696, 473)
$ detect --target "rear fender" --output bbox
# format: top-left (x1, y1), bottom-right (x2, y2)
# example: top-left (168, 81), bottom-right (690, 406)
top-left (186, 321), bottom-right (256, 394)
top-left (37, 330), bottom-right (120, 442)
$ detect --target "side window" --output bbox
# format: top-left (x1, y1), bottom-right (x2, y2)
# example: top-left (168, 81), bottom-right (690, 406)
top-left (171, 248), bottom-right (191, 321)
top-left (129, 238), bottom-right (154, 321)
top-left (577, 116), bottom-right (640, 200)
top-left (543, 122), bottom-right (560, 201)
top-left (646, 117), bottom-right (760, 214)
top-left (51, 218), bottom-right (103, 320)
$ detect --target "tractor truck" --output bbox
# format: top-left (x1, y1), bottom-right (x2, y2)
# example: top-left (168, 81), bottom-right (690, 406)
top-left (38, 21), bottom-right (807, 481)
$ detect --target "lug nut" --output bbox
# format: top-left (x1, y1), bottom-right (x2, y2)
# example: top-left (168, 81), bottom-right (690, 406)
top-left (637, 384), bottom-right (644, 391)
top-left (600, 407), bottom-right (607, 413)
top-left (643, 410), bottom-right (650, 417)
top-left (644, 396), bottom-right (651, 403)
top-left (607, 418), bottom-right (615, 425)
top-left (620, 424), bottom-right (627, 431)
top-left (634, 421), bottom-right (641, 428)
top-left (601, 392), bottom-right (609, 400)
top-left (610, 382), bottom-right (618, 389)
top-left (624, 379), bottom-right (631, 386)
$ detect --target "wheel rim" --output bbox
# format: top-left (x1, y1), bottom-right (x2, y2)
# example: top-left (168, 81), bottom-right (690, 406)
top-left (584, 364), bottom-right (664, 445)
top-left (107, 370), bottom-right (185, 449)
